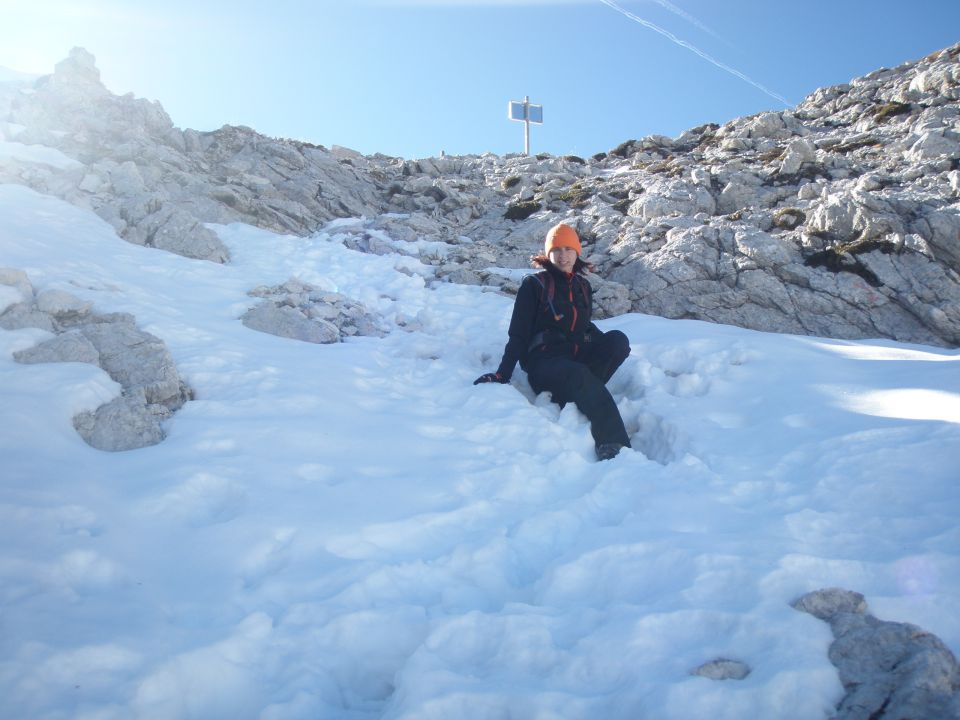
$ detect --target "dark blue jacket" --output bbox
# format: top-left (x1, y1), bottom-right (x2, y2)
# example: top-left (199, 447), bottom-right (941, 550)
top-left (495, 263), bottom-right (595, 380)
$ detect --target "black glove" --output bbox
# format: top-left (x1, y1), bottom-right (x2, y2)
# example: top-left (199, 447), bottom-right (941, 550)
top-left (473, 372), bottom-right (508, 385)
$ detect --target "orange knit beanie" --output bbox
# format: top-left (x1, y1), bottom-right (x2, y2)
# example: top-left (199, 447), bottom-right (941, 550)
top-left (544, 223), bottom-right (581, 256)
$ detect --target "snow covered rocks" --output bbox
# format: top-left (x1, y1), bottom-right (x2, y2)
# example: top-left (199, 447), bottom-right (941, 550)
top-left (793, 588), bottom-right (960, 720)
top-left (2, 48), bottom-right (383, 264)
top-left (3, 269), bottom-right (192, 451)
top-left (243, 279), bottom-right (389, 344)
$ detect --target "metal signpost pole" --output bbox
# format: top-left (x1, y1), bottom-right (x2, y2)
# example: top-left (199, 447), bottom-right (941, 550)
top-left (523, 95), bottom-right (530, 156)
top-left (508, 97), bottom-right (543, 156)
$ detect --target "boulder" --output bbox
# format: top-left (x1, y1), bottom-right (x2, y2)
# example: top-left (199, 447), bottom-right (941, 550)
top-left (7, 270), bottom-right (192, 450)
top-left (242, 302), bottom-right (341, 344)
top-left (73, 391), bottom-right (170, 452)
top-left (242, 279), bottom-right (389, 344)
top-left (76, 321), bottom-right (189, 409)
top-left (793, 588), bottom-right (960, 720)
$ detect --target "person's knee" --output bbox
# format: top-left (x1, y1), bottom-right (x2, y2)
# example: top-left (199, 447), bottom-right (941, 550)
top-left (608, 330), bottom-right (631, 359)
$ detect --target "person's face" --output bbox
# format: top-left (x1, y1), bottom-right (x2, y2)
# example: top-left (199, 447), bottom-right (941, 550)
top-left (548, 246), bottom-right (577, 273)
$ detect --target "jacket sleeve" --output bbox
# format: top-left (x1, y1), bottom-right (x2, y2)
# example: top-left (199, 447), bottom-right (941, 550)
top-left (495, 276), bottom-right (540, 380)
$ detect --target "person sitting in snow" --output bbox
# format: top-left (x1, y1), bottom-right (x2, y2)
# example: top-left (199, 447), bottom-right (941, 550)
top-left (474, 222), bottom-right (632, 461)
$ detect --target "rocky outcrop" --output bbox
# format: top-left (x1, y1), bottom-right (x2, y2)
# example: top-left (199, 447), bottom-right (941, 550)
top-left (242, 278), bottom-right (389, 344)
top-left (374, 46), bottom-right (960, 347)
top-left (794, 588), bottom-right (960, 719)
top-left (2, 44), bottom-right (958, 347)
top-left (1, 48), bottom-right (386, 263)
top-left (1, 268), bottom-right (192, 451)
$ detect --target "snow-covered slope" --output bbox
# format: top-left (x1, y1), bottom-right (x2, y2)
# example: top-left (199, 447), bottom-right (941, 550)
top-left (0, 66), bottom-right (37, 84)
top-left (1, 184), bottom-right (958, 719)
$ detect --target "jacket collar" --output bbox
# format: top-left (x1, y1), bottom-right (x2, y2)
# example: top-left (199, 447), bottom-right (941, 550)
top-left (542, 261), bottom-right (577, 283)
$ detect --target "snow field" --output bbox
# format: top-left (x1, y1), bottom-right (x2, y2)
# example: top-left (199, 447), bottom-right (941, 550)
top-left (1, 184), bottom-right (958, 719)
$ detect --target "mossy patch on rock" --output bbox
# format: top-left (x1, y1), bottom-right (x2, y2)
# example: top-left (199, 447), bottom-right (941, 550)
top-left (773, 207), bottom-right (807, 230)
top-left (803, 235), bottom-right (899, 287)
top-left (558, 182), bottom-right (592, 209)
top-left (756, 147), bottom-right (786, 163)
top-left (830, 136), bottom-right (882, 154)
top-left (644, 157), bottom-right (684, 177)
top-left (504, 199), bottom-right (542, 221)
top-left (870, 101), bottom-right (912, 123)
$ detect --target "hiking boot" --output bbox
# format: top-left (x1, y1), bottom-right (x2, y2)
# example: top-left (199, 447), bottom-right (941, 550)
top-left (596, 443), bottom-right (624, 461)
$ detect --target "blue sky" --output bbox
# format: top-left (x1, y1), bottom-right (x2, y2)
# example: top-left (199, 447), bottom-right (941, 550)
top-left (2, 0), bottom-right (959, 159)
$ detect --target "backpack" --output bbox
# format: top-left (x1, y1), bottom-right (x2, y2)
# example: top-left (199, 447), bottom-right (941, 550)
top-left (531, 270), bottom-right (592, 322)
top-left (526, 271), bottom-right (597, 354)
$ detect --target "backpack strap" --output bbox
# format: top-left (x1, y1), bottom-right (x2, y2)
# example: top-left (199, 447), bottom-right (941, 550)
top-left (532, 271), bottom-right (562, 321)
top-left (578, 275), bottom-right (592, 310)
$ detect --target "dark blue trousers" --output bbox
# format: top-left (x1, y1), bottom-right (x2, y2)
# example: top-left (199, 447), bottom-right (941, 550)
top-left (526, 330), bottom-right (631, 448)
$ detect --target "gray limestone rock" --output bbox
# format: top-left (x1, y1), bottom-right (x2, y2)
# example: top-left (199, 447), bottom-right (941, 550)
top-left (35, 289), bottom-right (94, 324)
top-left (0, 269), bottom-right (47, 329)
top-left (7, 270), bottom-right (192, 451)
top-left (0, 302), bottom-right (56, 332)
top-left (13, 330), bottom-right (99, 365)
top-left (589, 276), bottom-right (632, 320)
top-left (0, 267), bottom-right (33, 299)
top-left (241, 279), bottom-right (388, 344)
top-left (792, 587), bottom-right (869, 620)
top-left (793, 588), bottom-right (960, 720)
top-left (242, 302), bottom-right (341, 344)
top-left (3, 42), bottom-right (960, 347)
top-left (691, 658), bottom-right (752, 681)
top-left (76, 322), bottom-right (189, 409)
top-left (73, 391), bottom-right (170, 452)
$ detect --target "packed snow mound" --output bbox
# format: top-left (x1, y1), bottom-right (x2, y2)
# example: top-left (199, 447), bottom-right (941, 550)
top-left (1, 184), bottom-right (958, 719)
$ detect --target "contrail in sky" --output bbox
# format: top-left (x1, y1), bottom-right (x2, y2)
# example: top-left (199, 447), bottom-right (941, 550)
top-left (650, 0), bottom-right (726, 44)
top-left (598, 0), bottom-right (792, 107)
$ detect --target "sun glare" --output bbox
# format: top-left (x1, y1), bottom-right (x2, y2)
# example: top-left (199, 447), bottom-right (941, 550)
top-left (841, 388), bottom-right (960, 424)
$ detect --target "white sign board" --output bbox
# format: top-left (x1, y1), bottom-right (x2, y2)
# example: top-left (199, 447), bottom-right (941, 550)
top-left (508, 97), bottom-right (543, 155)
top-left (508, 100), bottom-right (543, 124)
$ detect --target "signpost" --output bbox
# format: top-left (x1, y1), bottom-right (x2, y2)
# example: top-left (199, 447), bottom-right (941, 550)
top-left (508, 96), bottom-right (543, 155)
